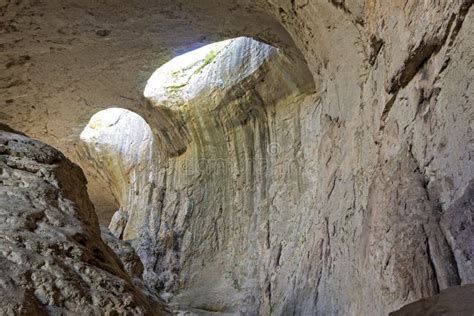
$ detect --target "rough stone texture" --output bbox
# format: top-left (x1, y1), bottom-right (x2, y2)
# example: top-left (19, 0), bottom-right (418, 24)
top-left (77, 107), bottom-right (157, 225)
top-left (390, 284), bottom-right (474, 316)
top-left (1, 0), bottom-right (473, 315)
top-left (0, 0), bottom-right (308, 161)
top-left (101, 226), bottom-right (144, 279)
top-left (0, 129), bottom-right (166, 315)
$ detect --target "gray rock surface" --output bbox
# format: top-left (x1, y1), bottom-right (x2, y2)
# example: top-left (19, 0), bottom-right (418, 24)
top-left (0, 128), bottom-right (167, 315)
top-left (0, 0), bottom-right (473, 315)
top-left (77, 107), bottom-right (157, 225)
top-left (100, 226), bottom-right (144, 279)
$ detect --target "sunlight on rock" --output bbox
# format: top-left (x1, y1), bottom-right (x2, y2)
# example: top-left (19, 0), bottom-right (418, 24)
top-left (80, 107), bottom-right (124, 139)
top-left (80, 108), bottom-right (152, 157)
top-left (144, 39), bottom-right (232, 103)
top-left (1, 1), bottom-right (472, 315)
top-left (78, 108), bottom-right (156, 230)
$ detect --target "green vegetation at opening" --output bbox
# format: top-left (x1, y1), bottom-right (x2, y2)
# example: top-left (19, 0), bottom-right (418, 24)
top-left (194, 49), bottom-right (219, 74)
top-left (163, 41), bottom-right (231, 95)
top-left (166, 83), bottom-right (188, 93)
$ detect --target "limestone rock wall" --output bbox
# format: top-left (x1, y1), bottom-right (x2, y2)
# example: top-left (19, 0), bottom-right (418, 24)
top-left (133, 6), bottom-right (472, 315)
top-left (77, 108), bottom-right (158, 226)
top-left (136, 38), bottom-right (315, 312)
top-left (92, 17), bottom-right (471, 314)
top-left (0, 0), bottom-right (472, 315)
top-left (0, 128), bottom-right (166, 315)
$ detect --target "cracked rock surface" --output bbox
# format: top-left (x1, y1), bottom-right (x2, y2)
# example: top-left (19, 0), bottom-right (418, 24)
top-left (0, 128), bottom-right (167, 315)
top-left (0, 0), bottom-right (473, 315)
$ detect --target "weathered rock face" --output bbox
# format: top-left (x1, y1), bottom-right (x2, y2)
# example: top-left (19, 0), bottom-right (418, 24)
top-left (0, 0), bottom-right (306, 160)
top-left (0, 129), bottom-right (166, 315)
top-left (1, 0), bottom-right (473, 315)
top-left (77, 107), bottom-right (157, 226)
top-left (100, 226), bottom-right (145, 279)
top-left (76, 37), bottom-right (314, 311)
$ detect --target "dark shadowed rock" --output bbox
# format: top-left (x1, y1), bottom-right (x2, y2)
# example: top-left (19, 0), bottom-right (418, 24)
top-left (390, 284), bottom-right (474, 316)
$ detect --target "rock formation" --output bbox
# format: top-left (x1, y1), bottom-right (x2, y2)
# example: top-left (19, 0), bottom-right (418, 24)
top-left (0, 128), bottom-right (167, 315)
top-left (78, 107), bottom-right (157, 226)
top-left (0, 0), bottom-right (473, 315)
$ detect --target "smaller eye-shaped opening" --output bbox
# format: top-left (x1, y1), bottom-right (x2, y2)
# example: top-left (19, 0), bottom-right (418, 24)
top-left (78, 108), bottom-right (154, 228)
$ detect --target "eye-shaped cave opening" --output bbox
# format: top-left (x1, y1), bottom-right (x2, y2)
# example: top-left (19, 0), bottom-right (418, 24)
top-left (77, 107), bottom-right (155, 232)
top-left (78, 36), bottom-right (314, 230)
top-left (75, 36), bottom-right (315, 311)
